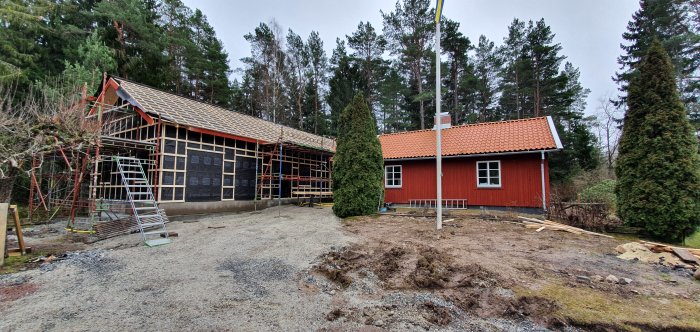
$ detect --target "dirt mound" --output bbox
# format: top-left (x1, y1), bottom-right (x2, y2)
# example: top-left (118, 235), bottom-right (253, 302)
top-left (507, 295), bottom-right (560, 319)
top-left (374, 246), bottom-right (407, 281)
top-left (313, 247), bottom-right (366, 287)
top-left (411, 247), bottom-right (453, 288)
top-left (422, 301), bottom-right (452, 326)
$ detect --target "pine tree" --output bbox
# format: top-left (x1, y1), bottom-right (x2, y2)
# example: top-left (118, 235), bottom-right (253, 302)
top-left (472, 35), bottom-right (502, 121)
top-left (378, 66), bottom-right (409, 132)
top-left (52, 31), bottom-right (117, 98)
top-left (382, 0), bottom-right (434, 130)
top-left (615, 0), bottom-right (698, 111)
top-left (305, 31), bottom-right (328, 135)
top-left (347, 21), bottom-right (387, 107)
top-left (332, 93), bottom-right (384, 218)
top-left (498, 19), bottom-right (529, 120)
top-left (440, 19), bottom-right (471, 124)
top-left (615, 40), bottom-right (700, 241)
top-left (95, 0), bottom-right (169, 88)
top-left (285, 29), bottom-right (310, 129)
top-left (327, 39), bottom-right (362, 135)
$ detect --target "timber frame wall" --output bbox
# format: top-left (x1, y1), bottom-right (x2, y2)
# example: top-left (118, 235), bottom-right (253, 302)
top-left (91, 106), bottom-right (332, 204)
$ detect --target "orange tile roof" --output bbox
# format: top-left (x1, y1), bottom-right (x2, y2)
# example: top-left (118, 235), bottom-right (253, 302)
top-left (379, 117), bottom-right (562, 159)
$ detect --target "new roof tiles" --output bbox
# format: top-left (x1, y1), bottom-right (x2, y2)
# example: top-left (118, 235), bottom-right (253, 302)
top-left (378, 117), bottom-right (561, 159)
top-left (113, 78), bottom-right (336, 152)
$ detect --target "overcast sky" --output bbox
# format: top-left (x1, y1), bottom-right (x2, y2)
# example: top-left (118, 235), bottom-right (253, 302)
top-left (181, 0), bottom-right (641, 116)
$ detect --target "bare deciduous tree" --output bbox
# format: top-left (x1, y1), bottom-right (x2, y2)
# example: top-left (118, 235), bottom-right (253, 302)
top-left (595, 94), bottom-right (622, 176)
top-left (0, 82), bottom-right (100, 203)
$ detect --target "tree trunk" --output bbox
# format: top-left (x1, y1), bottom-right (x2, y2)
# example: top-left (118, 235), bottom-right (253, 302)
top-left (451, 59), bottom-right (458, 123)
top-left (415, 63), bottom-right (425, 130)
top-left (314, 80), bottom-right (319, 135)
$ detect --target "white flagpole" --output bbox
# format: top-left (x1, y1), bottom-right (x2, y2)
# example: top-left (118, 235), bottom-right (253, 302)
top-left (435, 15), bottom-right (442, 230)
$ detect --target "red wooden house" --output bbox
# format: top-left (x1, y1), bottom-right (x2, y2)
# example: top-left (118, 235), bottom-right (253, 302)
top-left (379, 116), bottom-right (563, 210)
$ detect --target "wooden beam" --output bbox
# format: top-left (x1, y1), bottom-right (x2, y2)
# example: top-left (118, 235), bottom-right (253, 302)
top-left (0, 203), bottom-right (8, 266)
top-left (9, 205), bottom-right (26, 255)
top-left (187, 126), bottom-right (262, 144)
top-left (133, 106), bottom-right (154, 125)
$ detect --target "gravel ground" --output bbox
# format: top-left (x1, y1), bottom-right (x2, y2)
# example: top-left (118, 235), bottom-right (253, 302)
top-left (1, 206), bottom-right (564, 331)
top-left (1, 206), bottom-right (354, 331)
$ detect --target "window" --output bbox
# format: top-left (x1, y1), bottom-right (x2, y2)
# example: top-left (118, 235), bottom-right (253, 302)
top-left (476, 160), bottom-right (501, 188)
top-left (385, 165), bottom-right (402, 188)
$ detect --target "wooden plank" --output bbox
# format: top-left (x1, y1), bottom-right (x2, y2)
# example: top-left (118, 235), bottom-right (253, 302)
top-left (518, 216), bottom-right (546, 224)
top-left (542, 219), bottom-right (614, 238)
top-left (524, 223), bottom-right (582, 234)
top-left (672, 247), bottom-right (700, 264)
top-left (640, 241), bottom-right (700, 256)
top-left (7, 247), bottom-right (32, 256)
top-left (517, 216), bottom-right (614, 238)
top-left (0, 203), bottom-right (8, 266)
top-left (9, 205), bottom-right (26, 255)
top-left (536, 226), bottom-right (546, 232)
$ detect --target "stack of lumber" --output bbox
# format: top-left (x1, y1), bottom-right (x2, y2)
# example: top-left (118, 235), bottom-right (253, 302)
top-left (637, 240), bottom-right (700, 265)
top-left (517, 216), bottom-right (614, 238)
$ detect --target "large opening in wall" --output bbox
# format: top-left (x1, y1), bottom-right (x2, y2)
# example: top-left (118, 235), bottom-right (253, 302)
top-left (185, 150), bottom-right (223, 202)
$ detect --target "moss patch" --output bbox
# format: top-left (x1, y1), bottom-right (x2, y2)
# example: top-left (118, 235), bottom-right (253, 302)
top-left (0, 253), bottom-right (43, 274)
top-left (515, 283), bottom-right (700, 331)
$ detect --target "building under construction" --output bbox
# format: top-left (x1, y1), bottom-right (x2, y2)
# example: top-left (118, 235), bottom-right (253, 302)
top-left (29, 76), bottom-right (334, 239)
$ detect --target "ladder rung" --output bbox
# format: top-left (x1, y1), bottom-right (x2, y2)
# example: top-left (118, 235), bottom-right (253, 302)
top-left (134, 206), bottom-right (158, 210)
top-left (132, 199), bottom-right (155, 203)
top-left (124, 178), bottom-right (148, 181)
top-left (139, 222), bottom-right (164, 227)
top-left (139, 214), bottom-right (162, 219)
top-left (127, 185), bottom-right (151, 187)
top-left (120, 171), bottom-right (143, 174)
top-left (143, 230), bottom-right (167, 235)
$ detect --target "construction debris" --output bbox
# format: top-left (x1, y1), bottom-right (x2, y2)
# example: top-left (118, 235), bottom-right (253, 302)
top-left (616, 242), bottom-right (684, 267)
top-left (517, 216), bottom-right (614, 238)
top-left (616, 241), bottom-right (700, 270)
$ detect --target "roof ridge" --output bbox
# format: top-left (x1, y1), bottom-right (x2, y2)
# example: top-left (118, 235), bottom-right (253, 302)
top-left (112, 76), bottom-right (335, 143)
top-left (378, 116), bottom-right (549, 137)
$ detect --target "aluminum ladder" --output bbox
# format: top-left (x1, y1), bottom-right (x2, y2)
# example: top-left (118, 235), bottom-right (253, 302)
top-left (113, 156), bottom-right (172, 247)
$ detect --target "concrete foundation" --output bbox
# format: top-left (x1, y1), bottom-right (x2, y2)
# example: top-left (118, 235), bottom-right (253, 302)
top-left (160, 198), bottom-right (301, 217)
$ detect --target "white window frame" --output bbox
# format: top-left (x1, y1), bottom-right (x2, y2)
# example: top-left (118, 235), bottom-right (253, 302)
top-left (385, 165), bottom-right (403, 188)
top-left (476, 160), bottom-right (502, 188)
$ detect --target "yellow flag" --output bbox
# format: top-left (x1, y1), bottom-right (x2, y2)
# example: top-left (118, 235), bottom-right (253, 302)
top-left (435, 0), bottom-right (444, 23)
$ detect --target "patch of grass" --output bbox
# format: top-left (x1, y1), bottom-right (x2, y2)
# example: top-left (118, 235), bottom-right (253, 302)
top-left (0, 253), bottom-right (42, 275)
top-left (684, 227), bottom-right (700, 249)
top-left (515, 283), bottom-right (700, 331)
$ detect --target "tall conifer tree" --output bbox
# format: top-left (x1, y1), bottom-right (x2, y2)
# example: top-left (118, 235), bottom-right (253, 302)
top-left (332, 94), bottom-right (384, 218)
top-left (616, 40), bottom-right (700, 241)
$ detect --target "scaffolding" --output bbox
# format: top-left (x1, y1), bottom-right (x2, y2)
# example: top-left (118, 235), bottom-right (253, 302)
top-left (28, 96), bottom-right (161, 239)
top-left (256, 139), bottom-right (332, 201)
top-left (28, 79), bottom-right (334, 240)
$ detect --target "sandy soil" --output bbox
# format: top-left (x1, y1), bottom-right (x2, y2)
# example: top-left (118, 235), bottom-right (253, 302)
top-left (1, 207), bottom-right (699, 331)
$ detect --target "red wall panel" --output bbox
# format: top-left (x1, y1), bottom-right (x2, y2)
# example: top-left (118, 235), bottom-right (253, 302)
top-left (384, 153), bottom-right (550, 208)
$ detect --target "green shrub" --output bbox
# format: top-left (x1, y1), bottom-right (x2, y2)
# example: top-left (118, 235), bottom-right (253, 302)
top-left (580, 179), bottom-right (616, 209)
top-left (332, 93), bottom-right (384, 218)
